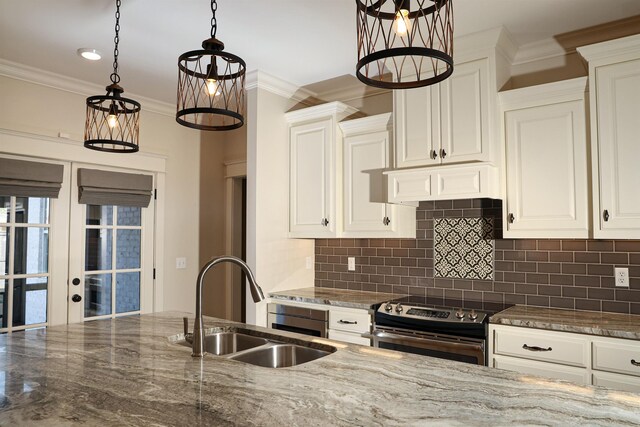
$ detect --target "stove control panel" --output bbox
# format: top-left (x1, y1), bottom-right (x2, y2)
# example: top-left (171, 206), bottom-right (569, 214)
top-left (378, 303), bottom-right (487, 324)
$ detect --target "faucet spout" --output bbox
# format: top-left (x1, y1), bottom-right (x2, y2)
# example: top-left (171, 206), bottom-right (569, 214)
top-left (192, 255), bottom-right (265, 357)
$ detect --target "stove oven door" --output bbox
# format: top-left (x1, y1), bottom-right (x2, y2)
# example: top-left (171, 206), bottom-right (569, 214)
top-left (372, 326), bottom-right (486, 365)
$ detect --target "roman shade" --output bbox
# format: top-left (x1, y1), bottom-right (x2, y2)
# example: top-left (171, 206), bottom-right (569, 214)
top-left (78, 168), bottom-right (153, 208)
top-left (0, 157), bottom-right (64, 198)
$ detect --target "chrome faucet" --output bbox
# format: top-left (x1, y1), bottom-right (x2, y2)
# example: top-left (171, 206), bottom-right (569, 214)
top-left (191, 255), bottom-right (265, 358)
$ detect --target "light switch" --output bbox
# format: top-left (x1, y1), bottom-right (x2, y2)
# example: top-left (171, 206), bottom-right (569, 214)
top-left (348, 257), bottom-right (356, 271)
top-left (306, 256), bottom-right (313, 270)
top-left (176, 257), bottom-right (187, 269)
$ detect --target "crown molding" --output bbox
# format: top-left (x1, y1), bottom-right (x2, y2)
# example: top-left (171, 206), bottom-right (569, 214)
top-left (339, 113), bottom-right (392, 136)
top-left (499, 77), bottom-right (588, 108)
top-left (284, 101), bottom-right (359, 124)
top-left (512, 38), bottom-right (567, 66)
top-left (314, 82), bottom-right (389, 104)
top-left (577, 34), bottom-right (640, 64)
top-left (245, 70), bottom-right (316, 102)
top-left (0, 59), bottom-right (175, 117)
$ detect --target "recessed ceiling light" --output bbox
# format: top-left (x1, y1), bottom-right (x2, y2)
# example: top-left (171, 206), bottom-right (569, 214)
top-left (77, 48), bottom-right (102, 61)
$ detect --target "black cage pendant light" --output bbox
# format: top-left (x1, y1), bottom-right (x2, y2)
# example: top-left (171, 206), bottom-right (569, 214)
top-left (84, 0), bottom-right (141, 153)
top-left (176, 0), bottom-right (246, 131)
top-left (356, 0), bottom-right (454, 89)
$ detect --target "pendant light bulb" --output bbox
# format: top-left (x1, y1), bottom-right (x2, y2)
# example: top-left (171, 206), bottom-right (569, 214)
top-left (107, 103), bottom-right (119, 128)
top-left (205, 79), bottom-right (221, 96)
top-left (394, 9), bottom-right (411, 36)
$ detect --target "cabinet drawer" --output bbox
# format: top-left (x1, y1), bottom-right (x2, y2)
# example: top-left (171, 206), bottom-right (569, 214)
top-left (328, 329), bottom-right (371, 346)
top-left (593, 339), bottom-right (640, 377)
top-left (329, 308), bottom-right (370, 334)
top-left (493, 326), bottom-right (589, 367)
top-left (592, 371), bottom-right (640, 393)
top-left (493, 355), bottom-right (589, 385)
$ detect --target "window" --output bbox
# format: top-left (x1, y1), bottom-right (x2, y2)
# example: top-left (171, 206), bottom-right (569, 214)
top-left (0, 196), bottom-right (51, 332)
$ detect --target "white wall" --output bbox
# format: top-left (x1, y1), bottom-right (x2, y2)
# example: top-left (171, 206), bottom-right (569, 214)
top-left (246, 87), bottom-right (315, 326)
top-left (0, 72), bottom-right (201, 314)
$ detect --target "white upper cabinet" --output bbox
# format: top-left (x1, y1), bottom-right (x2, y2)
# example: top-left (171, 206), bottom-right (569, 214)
top-left (579, 35), bottom-right (640, 238)
top-left (500, 78), bottom-right (589, 238)
top-left (440, 58), bottom-right (491, 163)
top-left (388, 28), bottom-right (515, 203)
top-left (395, 58), bottom-right (490, 167)
top-left (340, 114), bottom-right (415, 238)
top-left (286, 102), bottom-right (358, 238)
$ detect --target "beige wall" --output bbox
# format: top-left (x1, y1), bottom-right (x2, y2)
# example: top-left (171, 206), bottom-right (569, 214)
top-left (0, 74), bottom-right (201, 314)
top-left (198, 126), bottom-right (247, 319)
top-left (246, 87), bottom-right (315, 326)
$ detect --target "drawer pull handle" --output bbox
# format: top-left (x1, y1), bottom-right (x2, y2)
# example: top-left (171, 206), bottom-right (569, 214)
top-left (338, 320), bottom-right (357, 325)
top-left (522, 344), bottom-right (552, 352)
top-left (632, 359), bottom-right (640, 367)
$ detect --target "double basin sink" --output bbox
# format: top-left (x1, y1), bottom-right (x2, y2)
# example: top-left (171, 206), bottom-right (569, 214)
top-left (173, 328), bottom-right (336, 368)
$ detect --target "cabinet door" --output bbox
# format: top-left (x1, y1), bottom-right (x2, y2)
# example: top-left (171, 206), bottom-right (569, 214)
top-left (504, 101), bottom-right (588, 238)
top-left (343, 131), bottom-right (391, 233)
top-left (394, 84), bottom-right (440, 168)
top-left (440, 59), bottom-right (490, 163)
top-left (289, 119), bottom-right (334, 237)
top-left (594, 59), bottom-right (640, 238)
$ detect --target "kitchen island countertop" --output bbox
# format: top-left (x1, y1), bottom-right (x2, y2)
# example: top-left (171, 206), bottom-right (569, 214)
top-left (1, 312), bottom-right (640, 426)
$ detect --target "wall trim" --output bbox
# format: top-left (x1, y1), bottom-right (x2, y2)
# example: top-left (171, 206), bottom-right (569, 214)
top-left (0, 58), bottom-right (175, 117)
top-left (246, 69), bottom-right (316, 102)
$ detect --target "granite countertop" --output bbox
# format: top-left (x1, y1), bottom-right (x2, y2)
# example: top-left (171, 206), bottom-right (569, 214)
top-left (268, 286), bottom-right (400, 309)
top-left (491, 305), bottom-right (640, 340)
top-left (2, 312), bottom-right (640, 426)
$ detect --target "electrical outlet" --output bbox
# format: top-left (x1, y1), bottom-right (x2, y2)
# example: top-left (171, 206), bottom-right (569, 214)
top-left (615, 267), bottom-right (629, 287)
top-left (176, 257), bottom-right (187, 270)
top-left (305, 256), bottom-right (313, 270)
top-left (348, 257), bottom-right (356, 271)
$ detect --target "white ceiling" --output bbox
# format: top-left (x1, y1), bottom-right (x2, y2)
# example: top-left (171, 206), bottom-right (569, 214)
top-left (1, 0), bottom-right (640, 104)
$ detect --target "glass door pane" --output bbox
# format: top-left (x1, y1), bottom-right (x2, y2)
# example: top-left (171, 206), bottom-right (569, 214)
top-left (0, 196), bottom-right (51, 333)
top-left (68, 164), bottom-right (154, 324)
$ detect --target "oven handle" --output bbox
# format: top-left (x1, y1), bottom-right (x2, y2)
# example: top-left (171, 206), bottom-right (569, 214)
top-left (371, 330), bottom-right (485, 365)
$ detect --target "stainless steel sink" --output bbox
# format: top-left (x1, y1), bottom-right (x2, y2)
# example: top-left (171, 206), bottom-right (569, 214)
top-left (175, 332), bottom-right (269, 355)
top-left (228, 343), bottom-right (331, 368)
top-left (171, 327), bottom-right (335, 367)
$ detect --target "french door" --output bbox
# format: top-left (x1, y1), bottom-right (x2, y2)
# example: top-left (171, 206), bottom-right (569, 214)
top-left (67, 163), bottom-right (155, 323)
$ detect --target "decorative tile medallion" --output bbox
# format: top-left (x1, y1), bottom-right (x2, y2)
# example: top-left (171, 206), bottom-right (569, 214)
top-left (434, 218), bottom-right (494, 280)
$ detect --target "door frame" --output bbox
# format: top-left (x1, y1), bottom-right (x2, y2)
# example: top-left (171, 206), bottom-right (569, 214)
top-left (0, 129), bottom-right (167, 324)
top-left (224, 160), bottom-right (246, 321)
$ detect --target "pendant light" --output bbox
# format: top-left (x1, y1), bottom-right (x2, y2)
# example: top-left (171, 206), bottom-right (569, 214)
top-left (356, 0), bottom-right (454, 89)
top-left (176, 0), bottom-right (246, 131)
top-left (84, 0), bottom-right (141, 153)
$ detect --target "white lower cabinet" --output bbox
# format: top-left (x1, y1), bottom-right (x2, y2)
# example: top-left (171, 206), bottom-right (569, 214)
top-left (489, 324), bottom-right (640, 393)
top-left (493, 355), bottom-right (590, 385)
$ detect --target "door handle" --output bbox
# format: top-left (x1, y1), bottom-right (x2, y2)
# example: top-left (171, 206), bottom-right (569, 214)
top-left (321, 218), bottom-right (329, 227)
top-left (72, 278), bottom-right (80, 286)
top-left (508, 213), bottom-right (515, 224)
top-left (71, 294), bottom-right (82, 303)
top-left (383, 216), bottom-right (391, 226)
top-left (440, 148), bottom-right (447, 159)
top-left (603, 209), bottom-right (609, 222)
top-left (430, 150), bottom-right (438, 160)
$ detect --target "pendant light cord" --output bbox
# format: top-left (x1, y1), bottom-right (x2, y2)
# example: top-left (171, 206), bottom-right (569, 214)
top-left (210, 0), bottom-right (217, 38)
top-left (110, 0), bottom-right (121, 85)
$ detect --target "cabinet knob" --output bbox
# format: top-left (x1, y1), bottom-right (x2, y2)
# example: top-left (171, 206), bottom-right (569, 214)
top-left (321, 218), bottom-right (329, 227)
top-left (440, 148), bottom-right (447, 159)
top-left (383, 216), bottom-right (391, 226)
top-left (508, 213), bottom-right (515, 224)
top-left (430, 150), bottom-right (438, 160)
top-left (603, 209), bottom-right (609, 222)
